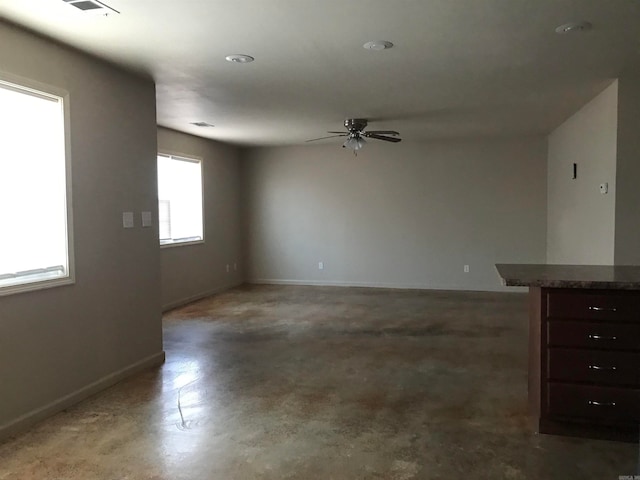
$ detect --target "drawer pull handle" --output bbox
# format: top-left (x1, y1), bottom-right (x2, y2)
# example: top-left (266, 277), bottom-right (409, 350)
top-left (588, 306), bottom-right (617, 312)
top-left (588, 365), bottom-right (617, 371)
top-left (588, 334), bottom-right (617, 341)
top-left (587, 400), bottom-right (616, 407)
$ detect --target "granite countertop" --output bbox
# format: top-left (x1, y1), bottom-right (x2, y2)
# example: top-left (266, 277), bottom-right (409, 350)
top-left (495, 264), bottom-right (640, 290)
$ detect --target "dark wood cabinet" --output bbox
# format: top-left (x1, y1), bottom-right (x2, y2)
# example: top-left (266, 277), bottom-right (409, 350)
top-left (547, 320), bottom-right (640, 350)
top-left (548, 348), bottom-right (640, 385)
top-left (530, 287), bottom-right (640, 441)
top-left (547, 384), bottom-right (640, 422)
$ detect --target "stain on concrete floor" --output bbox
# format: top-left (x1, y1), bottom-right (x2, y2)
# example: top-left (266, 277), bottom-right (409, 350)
top-left (0, 285), bottom-right (638, 479)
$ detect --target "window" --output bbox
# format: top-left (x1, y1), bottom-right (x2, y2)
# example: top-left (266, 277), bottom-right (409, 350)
top-left (157, 154), bottom-right (204, 246)
top-left (0, 78), bottom-right (72, 294)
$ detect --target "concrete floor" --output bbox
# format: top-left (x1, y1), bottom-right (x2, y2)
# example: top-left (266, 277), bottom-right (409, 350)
top-left (0, 285), bottom-right (637, 479)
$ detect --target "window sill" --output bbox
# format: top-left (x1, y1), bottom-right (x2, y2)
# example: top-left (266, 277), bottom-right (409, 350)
top-left (160, 239), bottom-right (205, 249)
top-left (0, 276), bottom-right (75, 297)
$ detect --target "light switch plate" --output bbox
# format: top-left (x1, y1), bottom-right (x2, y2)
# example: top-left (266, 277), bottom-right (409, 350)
top-left (122, 211), bottom-right (134, 228)
top-left (141, 211), bottom-right (152, 227)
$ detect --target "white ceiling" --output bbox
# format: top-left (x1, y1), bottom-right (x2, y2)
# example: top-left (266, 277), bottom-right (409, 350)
top-left (1, 0), bottom-right (638, 146)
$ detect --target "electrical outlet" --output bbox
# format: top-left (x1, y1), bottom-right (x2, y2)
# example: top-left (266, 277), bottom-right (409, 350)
top-left (464, 265), bottom-right (470, 273)
top-left (318, 261), bottom-right (324, 270)
top-left (233, 263), bottom-right (237, 271)
top-left (599, 183), bottom-right (608, 194)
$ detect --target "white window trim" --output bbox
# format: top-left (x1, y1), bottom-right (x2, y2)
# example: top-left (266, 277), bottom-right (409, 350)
top-left (157, 151), bottom-right (205, 249)
top-left (0, 71), bottom-right (75, 297)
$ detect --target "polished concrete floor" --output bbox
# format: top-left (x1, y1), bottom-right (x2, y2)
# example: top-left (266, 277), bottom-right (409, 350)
top-left (1, 285), bottom-right (638, 479)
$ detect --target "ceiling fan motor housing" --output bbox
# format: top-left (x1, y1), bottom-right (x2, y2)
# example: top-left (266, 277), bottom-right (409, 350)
top-left (344, 118), bottom-right (368, 132)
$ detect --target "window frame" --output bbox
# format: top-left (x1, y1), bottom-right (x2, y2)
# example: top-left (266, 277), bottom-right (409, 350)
top-left (157, 151), bottom-right (205, 249)
top-left (0, 72), bottom-right (75, 297)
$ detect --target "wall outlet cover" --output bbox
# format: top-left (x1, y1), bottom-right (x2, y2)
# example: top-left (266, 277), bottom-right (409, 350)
top-left (141, 211), bottom-right (152, 227)
top-left (122, 211), bottom-right (134, 228)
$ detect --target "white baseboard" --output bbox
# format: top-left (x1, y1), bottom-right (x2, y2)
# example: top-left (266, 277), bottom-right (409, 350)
top-left (248, 278), bottom-right (526, 293)
top-left (162, 282), bottom-right (243, 312)
top-left (0, 351), bottom-right (166, 442)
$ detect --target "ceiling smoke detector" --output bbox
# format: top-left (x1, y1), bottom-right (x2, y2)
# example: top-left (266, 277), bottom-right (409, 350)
top-left (225, 54), bottom-right (255, 64)
top-left (62, 0), bottom-right (120, 15)
top-left (555, 21), bottom-right (592, 34)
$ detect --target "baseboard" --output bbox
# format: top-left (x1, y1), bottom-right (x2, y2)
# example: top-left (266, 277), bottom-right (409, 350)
top-left (0, 351), bottom-right (166, 443)
top-left (248, 278), bottom-right (526, 293)
top-left (162, 282), bottom-right (243, 312)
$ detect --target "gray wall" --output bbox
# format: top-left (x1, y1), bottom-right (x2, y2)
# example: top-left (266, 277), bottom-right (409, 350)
top-left (157, 127), bottom-right (243, 310)
top-left (242, 138), bottom-right (547, 291)
top-left (614, 72), bottom-right (640, 265)
top-left (0, 21), bottom-right (163, 438)
top-left (546, 82), bottom-right (618, 265)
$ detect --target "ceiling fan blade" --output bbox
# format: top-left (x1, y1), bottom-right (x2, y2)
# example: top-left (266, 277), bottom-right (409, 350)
top-left (327, 131), bottom-right (347, 134)
top-left (305, 134), bottom-right (348, 142)
top-left (365, 133), bottom-right (402, 143)
top-left (364, 130), bottom-right (400, 135)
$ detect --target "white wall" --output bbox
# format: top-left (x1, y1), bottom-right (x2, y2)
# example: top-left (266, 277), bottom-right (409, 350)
top-left (158, 128), bottom-right (244, 310)
top-left (0, 21), bottom-right (163, 439)
top-left (242, 138), bottom-right (547, 291)
top-left (546, 81), bottom-right (618, 264)
top-left (614, 72), bottom-right (640, 265)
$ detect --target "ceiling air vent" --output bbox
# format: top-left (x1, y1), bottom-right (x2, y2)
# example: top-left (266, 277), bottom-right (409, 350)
top-left (63, 0), bottom-right (120, 15)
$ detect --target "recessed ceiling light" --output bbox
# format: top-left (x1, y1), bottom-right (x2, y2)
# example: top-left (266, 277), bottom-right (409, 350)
top-left (191, 122), bottom-right (214, 127)
top-left (363, 40), bottom-right (394, 51)
top-left (555, 21), bottom-right (592, 34)
top-left (225, 54), bottom-right (255, 63)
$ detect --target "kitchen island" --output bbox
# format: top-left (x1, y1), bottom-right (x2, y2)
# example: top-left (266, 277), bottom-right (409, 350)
top-left (496, 264), bottom-right (640, 442)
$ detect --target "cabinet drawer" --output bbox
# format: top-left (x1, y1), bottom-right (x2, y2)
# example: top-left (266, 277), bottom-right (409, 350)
top-left (548, 383), bottom-right (640, 422)
top-left (547, 291), bottom-right (639, 322)
top-left (547, 321), bottom-right (640, 350)
top-left (548, 348), bottom-right (640, 386)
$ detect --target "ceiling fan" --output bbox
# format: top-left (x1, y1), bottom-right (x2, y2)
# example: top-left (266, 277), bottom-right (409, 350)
top-left (306, 119), bottom-right (401, 153)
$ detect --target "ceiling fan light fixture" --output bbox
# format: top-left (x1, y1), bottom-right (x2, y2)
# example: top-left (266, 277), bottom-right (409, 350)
top-left (363, 40), bottom-right (393, 51)
top-left (344, 136), bottom-right (366, 151)
top-left (225, 54), bottom-right (255, 63)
